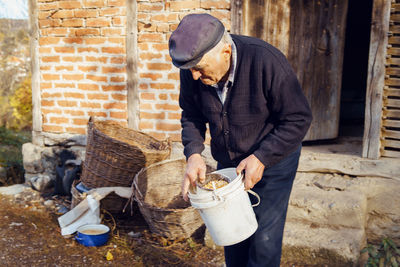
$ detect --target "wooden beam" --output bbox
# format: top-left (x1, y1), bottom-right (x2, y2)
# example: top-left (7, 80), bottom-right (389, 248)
top-left (126, 0), bottom-right (139, 130)
top-left (363, 0), bottom-right (391, 159)
top-left (381, 149), bottom-right (400, 158)
top-left (231, 0), bottom-right (243, 34)
top-left (382, 119), bottom-right (400, 128)
top-left (28, 0), bottom-right (42, 145)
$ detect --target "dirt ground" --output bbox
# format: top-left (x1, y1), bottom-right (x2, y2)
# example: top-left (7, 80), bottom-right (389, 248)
top-left (0, 187), bottom-right (225, 267)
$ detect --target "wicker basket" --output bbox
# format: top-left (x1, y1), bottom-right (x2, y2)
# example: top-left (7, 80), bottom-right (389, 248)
top-left (81, 117), bottom-right (171, 189)
top-left (133, 158), bottom-right (211, 239)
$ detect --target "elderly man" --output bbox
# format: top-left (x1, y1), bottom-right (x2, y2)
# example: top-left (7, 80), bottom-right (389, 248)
top-left (168, 14), bottom-right (312, 267)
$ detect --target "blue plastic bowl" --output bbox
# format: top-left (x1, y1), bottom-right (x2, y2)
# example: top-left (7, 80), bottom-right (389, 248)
top-left (76, 224), bottom-right (110, 247)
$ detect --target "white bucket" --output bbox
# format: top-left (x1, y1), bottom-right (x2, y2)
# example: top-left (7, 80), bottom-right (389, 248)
top-left (188, 168), bottom-right (260, 246)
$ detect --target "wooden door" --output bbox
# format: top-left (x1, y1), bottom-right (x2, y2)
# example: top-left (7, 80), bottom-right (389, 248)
top-left (238, 0), bottom-right (349, 140)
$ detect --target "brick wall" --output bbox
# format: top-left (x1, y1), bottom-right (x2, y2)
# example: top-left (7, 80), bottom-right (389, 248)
top-left (36, 0), bottom-right (231, 141)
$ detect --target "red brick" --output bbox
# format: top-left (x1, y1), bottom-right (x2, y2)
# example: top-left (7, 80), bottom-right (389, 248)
top-left (112, 17), bottom-right (126, 26)
top-left (103, 102), bottom-right (127, 110)
top-left (165, 54), bottom-right (172, 62)
top-left (168, 133), bottom-right (181, 142)
top-left (140, 112), bottom-right (165, 119)
top-left (43, 74), bottom-right (60, 80)
top-left (137, 13), bottom-right (150, 21)
top-left (88, 111), bottom-right (107, 117)
top-left (78, 47), bottom-right (99, 53)
top-left (139, 83), bottom-right (148, 90)
top-left (86, 56), bottom-right (108, 63)
top-left (152, 43), bottom-right (168, 51)
top-left (42, 125), bottom-right (63, 133)
top-left (54, 47), bottom-right (75, 53)
top-left (139, 121), bottom-right (154, 130)
top-left (75, 29), bottom-right (100, 36)
top-left (138, 22), bottom-right (157, 32)
top-left (59, 1), bottom-right (82, 9)
top-left (138, 3), bottom-right (163, 12)
top-left (170, 93), bottom-right (179, 101)
top-left (100, 7), bottom-right (120, 16)
top-left (140, 92), bottom-right (156, 100)
top-left (74, 10), bottom-right (98, 18)
top-left (87, 75), bottom-right (108, 82)
top-left (41, 100), bottom-right (55, 107)
top-left (80, 102), bottom-right (101, 108)
top-left (107, 0), bottom-right (126, 7)
top-left (39, 19), bottom-right (62, 28)
top-left (168, 1), bottom-right (200, 11)
top-left (150, 14), bottom-right (179, 22)
top-left (102, 85), bottom-right (126, 91)
top-left (58, 100), bottom-right (78, 107)
top-left (39, 2), bottom-right (58, 10)
top-left (40, 83), bottom-right (52, 90)
top-left (157, 24), bottom-right (169, 33)
top-left (110, 76), bottom-right (125, 82)
top-left (139, 103), bottom-right (152, 110)
top-left (210, 10), bottom-right (230, 21)
top-left (39, 37), bottom-right (61, 45)
top-left (55, 83), bottom-right (75, 88)
top-left (111, 93), bottom-right (126, 101)
top-left (64, 110), bottom-right (85, 116)
top-left (139, 52), bottom-right (162, 60)
top-left (102, 66), bottom-right (126, 73)
top-left (155, 122), bottom-right (181, 131)
top-left (52, 10), bottom-right (74, 19)
top-left (63, 37), bottom-right (84, 44)
top-left (72, 118), bottom-right (89, 125)
top-left (87, 93), bottom-right (109, 100)
top-left (42, 92), bottom-right (62, 98)
top-left (102, 47), bottom-right (125, 54)
top-left (87, 18), bottom-right (111, 27)
top-left (168, 73), bottom-right (180, 80)
top-left (78, 66), bottom-right (98, 72)
top-left (150, 83), bottom-right (175, 90)
top-left (61, 18), bottom-right (84, 27)
top-left (147, 131), bottom-right (167, 140)
top-left (38, 11), bottom-right (51, 19)
top-left (39, 47), bottom-right (52, 53)
top-left (140, 73), bottom-right (162, 81)
top-left (101, 28), bottom-right (123, 36)
top-left (158, 93), bottom-right (168, 100)
top-left (200, 0), bottom-right (230, 9)
top-left (84, 37), bottom-right (106, 45)
top-left (40, 66), bottom-right (51, 71)
top-left (43, 28), bottom-right (69, 36)
top-left (155, 103), bottom-right (180, 111)
top-left (138, 43), bottom-right (149, 51)
top-left (108, 37), bottom-right (125, 45)
top-left (64, 92), bottom-right (85, 99)
top-left (65, 127), bottom-right (86, 134)
top-left (169, 23), bottom-right (179, 31)
top-left (168, 113), bottom-right (181, 120)
top-left (41, 56), bottom-right (60, 63)
top-left (83, 0), bottom-right (105, 8)
top-left (63, 74), bottom-right (84, 80)
top-left (78, 83), bottom-right (99, 91)
top-left (110, 111), bottom-right (127, 119)
top-left (138, 33), bottom-right (164, 43)
top-left (110, 57), bottom-right (125, 64)
top-left (147, 63), bottom-right (171, 71)
top-left (42, 108), bottom-right (63, 115)
top-left (62, 56), bottom-right (83, 63)
top-left (55, 66), bottom-right (74, 71)
top-left (50, 117), bottom-right (69, 124)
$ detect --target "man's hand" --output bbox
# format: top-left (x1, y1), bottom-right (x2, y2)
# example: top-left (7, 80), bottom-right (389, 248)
top-left (182, 153), bottom-right (206, 201)
top-left (236, 154), bottom-right (265, 190)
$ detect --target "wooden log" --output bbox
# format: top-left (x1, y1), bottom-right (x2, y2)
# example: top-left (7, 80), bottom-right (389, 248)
top-left (382, 119), bottom-right (400, 128)
top-left (126, 0), bottom-right (139, 130)
top-left (363, 0), bottom-right (391, 159)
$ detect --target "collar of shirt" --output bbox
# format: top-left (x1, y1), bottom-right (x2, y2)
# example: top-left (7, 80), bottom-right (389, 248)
top-left (211, 38), bottom-right (237, 104)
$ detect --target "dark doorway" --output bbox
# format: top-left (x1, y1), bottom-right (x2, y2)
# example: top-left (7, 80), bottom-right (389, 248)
top-left (339, 0), bottom-right (373, 137)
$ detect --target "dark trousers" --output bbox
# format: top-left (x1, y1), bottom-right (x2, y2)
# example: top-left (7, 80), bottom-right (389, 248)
top-left (220, 146), bottom-right (301, 267)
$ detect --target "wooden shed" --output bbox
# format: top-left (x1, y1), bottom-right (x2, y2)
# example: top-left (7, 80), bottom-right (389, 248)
top-left (232, 0), bottom-right (399, 159)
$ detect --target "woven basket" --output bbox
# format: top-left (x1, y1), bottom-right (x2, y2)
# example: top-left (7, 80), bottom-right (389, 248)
top-left (81, 117), bottom-right (171, 189)
top-left (134, 158), bottom-right (213, 239)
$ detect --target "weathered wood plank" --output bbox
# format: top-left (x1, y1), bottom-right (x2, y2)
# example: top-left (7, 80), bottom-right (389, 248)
top-left (389, 25), bottom-right (400, 34)
top-left (382, 139), bottom-right (400, 149)
top-left (392, 3), bottom-right (400, 11)
top-left (384, 109), bottom-right (400, 118)
top-left (29, 0), bottom-right (42, 144)
top-left (230, 0), bottom-right (242, 35)
top-left (384, 98), bottom-right (400, 107)
top-left (382, 128), bottom-right (400, 139)
top-left (386, 67), bottom-right (400, 76)
top-left (388, 36), bottom-right (400, 44)
top-left (387, 57), bottom-right (400, 65)
top-left (381, 149), bottom-right (400, 158)
top-left (385, 77), bottom-right (400, 86)
top-left (382, 119), bottom-right (400, 128)
top-left (387, 46), bottom-right (400, 55)
top-left (126, 0), bottom-right (139, 130)
top-left (363, 0), bottom-right (391, 159)
top-left (390, 14), bottom-right (400, 22)
top-left (384, 88), bottom-right (400, 97)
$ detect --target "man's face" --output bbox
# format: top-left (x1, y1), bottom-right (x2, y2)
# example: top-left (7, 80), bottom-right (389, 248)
top-left (189, 44), bottom-right (231, 86)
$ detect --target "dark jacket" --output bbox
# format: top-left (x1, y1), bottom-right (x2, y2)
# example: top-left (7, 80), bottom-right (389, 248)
top-left (179, 34), bottom-right (312, 168)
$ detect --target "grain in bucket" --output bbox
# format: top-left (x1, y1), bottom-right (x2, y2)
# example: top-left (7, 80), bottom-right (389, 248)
top-left (188, 168), bottom-right (260, 246)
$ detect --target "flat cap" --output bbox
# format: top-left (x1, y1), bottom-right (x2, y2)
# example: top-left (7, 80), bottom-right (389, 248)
top-left (168, 13), bottom-right (225, 69)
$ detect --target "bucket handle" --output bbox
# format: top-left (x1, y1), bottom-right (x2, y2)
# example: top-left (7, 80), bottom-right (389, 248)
top-left (247, 190), bottom-right (260, 207)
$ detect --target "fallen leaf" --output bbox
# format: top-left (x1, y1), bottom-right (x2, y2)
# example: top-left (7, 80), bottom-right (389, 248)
top-left (106, 250), bottom-right (114, 261)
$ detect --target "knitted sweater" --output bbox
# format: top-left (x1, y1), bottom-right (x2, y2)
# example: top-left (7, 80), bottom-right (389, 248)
top-left (179, 34), bottom-right (312, 168)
